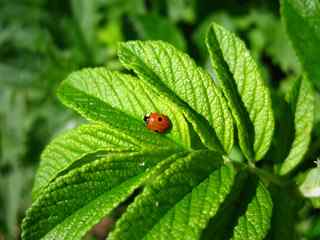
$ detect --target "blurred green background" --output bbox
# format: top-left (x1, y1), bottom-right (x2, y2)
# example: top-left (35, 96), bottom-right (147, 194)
top-left (0, 0), bottom-right (319, 239)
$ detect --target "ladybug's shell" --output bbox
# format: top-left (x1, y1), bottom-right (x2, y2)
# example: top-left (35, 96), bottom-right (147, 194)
top-left (145, 113), bottom-right (171, 133)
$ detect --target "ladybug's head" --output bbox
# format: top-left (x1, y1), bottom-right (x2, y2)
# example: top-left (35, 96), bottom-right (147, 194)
top-left (143, 115), bottom-right (150, 123)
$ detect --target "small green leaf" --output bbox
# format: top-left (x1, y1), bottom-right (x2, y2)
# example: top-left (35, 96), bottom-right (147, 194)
top-left (300, 166), bottom-right (320, 198)
top-left (281, 0), bottom-right (320, 89)
top-left (279, 76), bottom-right (314, 175)
top-left (118, 41), bottom-right (234, 153)
top-left (22, 150), bottom-right (187, 240)
top-left (299, 165), bottom-right (320, 208)
top-left (131, 14), bottom-right (187, 51)
top-left (58, 68), bottom-right (190, 148)
top-left (110, 151), bottom-right (236, 239)
top-left (206, 23), bottom-right (274, 161)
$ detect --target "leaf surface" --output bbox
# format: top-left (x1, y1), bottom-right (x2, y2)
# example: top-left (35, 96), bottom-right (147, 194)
top-left (118, 41), bottom-right (234, 153)
top-left (110, 151), bottom-right (235, 240)
top-left (22, 150), bottom-right (187, 240)
top-left (35, 66), bottom-right (192, 198)
top-left (58, 68), bottom-right (190, 148)
top-left (231, 180), bottom-right (273, 240)
top-left (202, 173), bottom-right (272, 240)
top-left (279, 76), bottom-right (314, 175)
top-left (33, 123), bottom-right (141, 199)
top-left (206, 23), bottom-right (274, 161)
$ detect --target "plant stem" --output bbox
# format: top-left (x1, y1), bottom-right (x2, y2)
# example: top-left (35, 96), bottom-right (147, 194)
top-left (250, 165), bottom-right (290, 187)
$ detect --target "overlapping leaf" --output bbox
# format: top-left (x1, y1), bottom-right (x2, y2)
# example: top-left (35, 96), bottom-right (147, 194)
top-left (206, 23), bottom-right (274, 161)
top-left (279, 76), bottom-right (314, 175)
top-left (118, 40), bottom-right (234, 154)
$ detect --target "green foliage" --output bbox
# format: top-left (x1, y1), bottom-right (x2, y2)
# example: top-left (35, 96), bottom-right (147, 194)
top-left (118, 41), bottom-right (234, 153)
top-left (22, 150), bottom-right (183, 240)
top-left (109, 152), bottom-right (234, 239)
top-left (278, 76), bottom-right (314, 175)
top-left (231, 180), bottom-right (272, 240)
top-left (281, 0), bottom-right (320, 90)
top-left (267, 186), bottom-right (300, 240)
top-left (1, 1), bottom-right (319, 239)
top-left (21, 23), bottom-right (285, 240)
top-left (58, 68), bottom-right (190, 147)
top-left (206, 23), bottom-right (274, 161)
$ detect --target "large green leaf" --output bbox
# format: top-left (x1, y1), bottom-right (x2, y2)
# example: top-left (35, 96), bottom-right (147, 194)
top-left (58, 68), bottom-right (190, 148)
top-left (206, 23), bottom-right (274, 161)
top-left (109, 151), bottom-right (235, 239)
top-left (281, 0), bottom-right (320, 89)
top-left (279, 76), bottom-right (314, 175)
top-left (118, 41), bottom-right (234, 154)
top-left (22, 150), bottom-right (187, 240)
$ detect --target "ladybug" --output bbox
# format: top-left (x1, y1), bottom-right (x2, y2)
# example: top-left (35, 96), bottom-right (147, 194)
top-left (144, 112), bottom-right (171, 133)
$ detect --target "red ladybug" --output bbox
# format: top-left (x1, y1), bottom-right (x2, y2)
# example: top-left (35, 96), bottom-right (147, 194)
top-left (144, 112), bottom-right (171, 133)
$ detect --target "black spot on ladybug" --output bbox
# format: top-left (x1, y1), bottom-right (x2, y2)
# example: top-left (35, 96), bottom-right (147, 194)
top-left (158, 117), bottom-right (162, 121)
